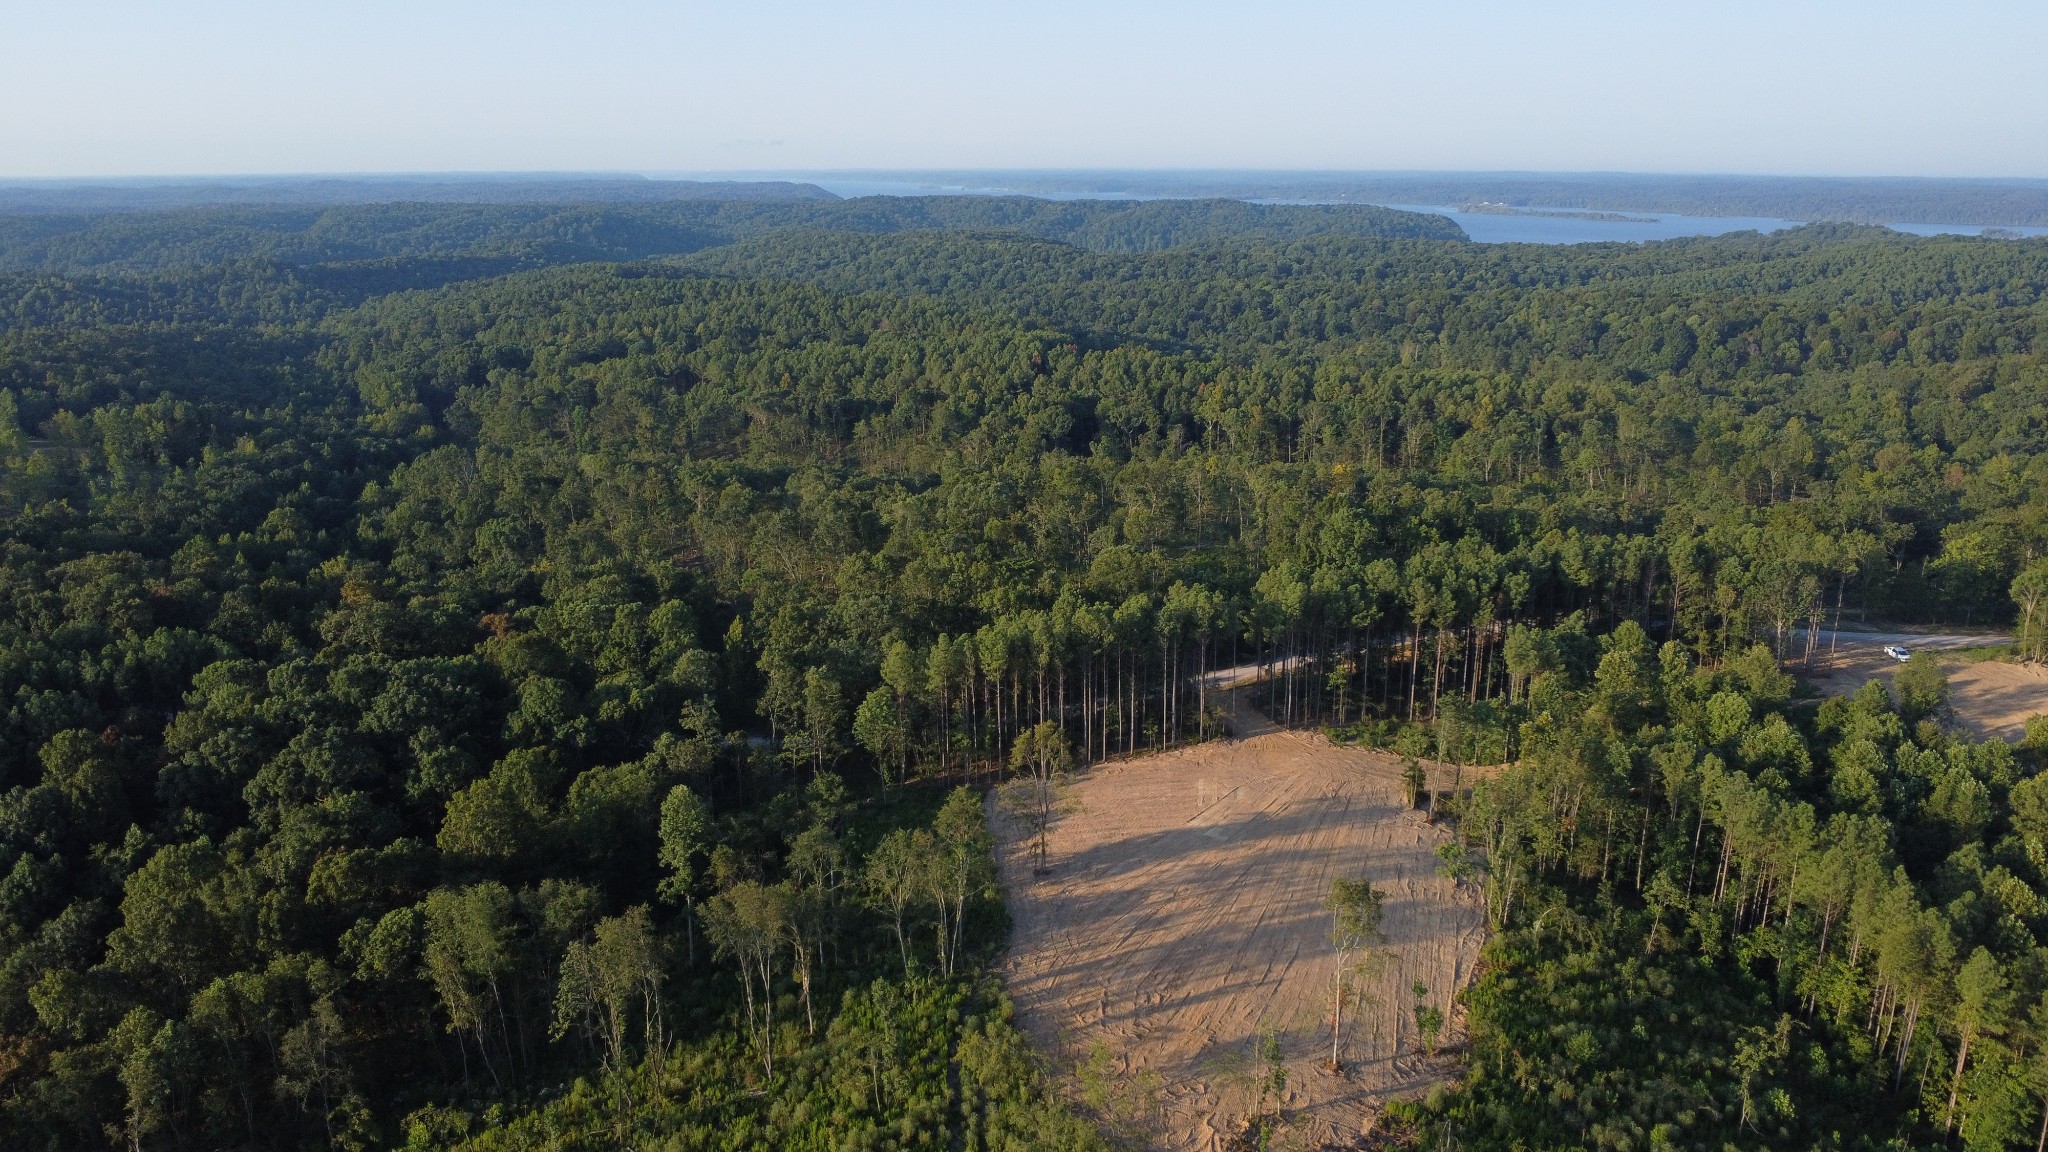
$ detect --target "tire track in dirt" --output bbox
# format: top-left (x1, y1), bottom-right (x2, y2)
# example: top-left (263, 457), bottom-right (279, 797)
top-left (995, 693), bottom-right (1487, 1150)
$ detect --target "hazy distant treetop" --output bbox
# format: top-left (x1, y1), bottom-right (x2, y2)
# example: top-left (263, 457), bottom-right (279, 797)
top-left (0, 175), bottom-right (840, 214)
top-left (900, 170), bottom-right (2048, 227)
top-left (0, 195), bottom-right (1465, 279)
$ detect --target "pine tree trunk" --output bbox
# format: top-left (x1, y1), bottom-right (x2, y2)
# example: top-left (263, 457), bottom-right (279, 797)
top-left (1947, 1034), bottom-right (1971, 1132)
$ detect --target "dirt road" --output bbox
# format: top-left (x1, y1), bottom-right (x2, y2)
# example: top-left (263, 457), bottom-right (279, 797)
top-left (1799, 629), bottom-right (2048, 741)
top-left (995, 695), bottom-right (1484, 1151)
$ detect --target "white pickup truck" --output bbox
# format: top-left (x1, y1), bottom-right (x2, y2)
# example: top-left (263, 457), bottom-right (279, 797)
top-left (1882, 644), bottom-right (1911, 663)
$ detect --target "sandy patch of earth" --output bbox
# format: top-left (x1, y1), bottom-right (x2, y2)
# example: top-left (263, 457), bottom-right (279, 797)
top-left (1943, 660), bottom-right (2048, 742)
top-left (1800, 630), bottom-right (2048, 741)
top-left (994, 696), bottom-right (1486, 1151)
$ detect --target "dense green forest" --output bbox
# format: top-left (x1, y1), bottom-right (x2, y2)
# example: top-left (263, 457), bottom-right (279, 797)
top-left (3, 193), bottom-right (2048, 1150)
top-left (0, 196), bottom-right (1460, 276)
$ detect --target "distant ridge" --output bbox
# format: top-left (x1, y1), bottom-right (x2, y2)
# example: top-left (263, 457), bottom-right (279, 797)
top-left (0, 175), bottom-right (840, 214)
top-left (0, 196), bottom-right (1465, 280)
top-left (784, 170), bottom-right (2048, 227)
top-left (25, 171), bottom-right (2048, 228)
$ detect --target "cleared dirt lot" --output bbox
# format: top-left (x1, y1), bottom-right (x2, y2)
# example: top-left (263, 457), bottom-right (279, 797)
top-left (994, 696), bottom-right (1485, 1151)
top-left (1801, 630), bottom-right (2048, 742)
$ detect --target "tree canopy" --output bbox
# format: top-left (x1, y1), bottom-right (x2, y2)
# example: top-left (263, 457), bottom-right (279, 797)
top-left (2, 193), bottom-right (2048, 1150)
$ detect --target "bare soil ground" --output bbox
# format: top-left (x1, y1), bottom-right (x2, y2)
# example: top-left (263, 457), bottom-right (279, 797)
top-left (1800, 630), bottom-right (2048, 741)
top-left (1944, 661), bottom-right (2048, 742)
top-left (994, 694), bottom-right (1486, 1151)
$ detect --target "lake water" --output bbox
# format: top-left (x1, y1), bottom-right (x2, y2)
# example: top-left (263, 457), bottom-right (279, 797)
top-left (777, 177), bottom-right (2048, 247)
top-left (1312, 201), bottom-right (1803, 245)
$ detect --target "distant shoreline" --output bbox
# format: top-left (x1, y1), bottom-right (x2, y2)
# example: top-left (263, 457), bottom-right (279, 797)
top-left (733, 170), bottom-right (2048, 229)
top-left (1457, 201), bottom-right (1660, 223)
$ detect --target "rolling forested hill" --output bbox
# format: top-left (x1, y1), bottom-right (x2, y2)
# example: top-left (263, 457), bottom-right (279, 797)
top-left (0, 196), bottom-right (1462, 275)
top-left (4, 194), bottom-right (2048, 1151)
top-left (0, 176), bottom-right (841, 215)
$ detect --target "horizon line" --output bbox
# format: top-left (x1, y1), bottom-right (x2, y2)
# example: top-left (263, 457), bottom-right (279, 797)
top-left (5, 168), bottom-right (2048, 186)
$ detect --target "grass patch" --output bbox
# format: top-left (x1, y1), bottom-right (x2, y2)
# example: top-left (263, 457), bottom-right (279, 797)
top-left (1942, 643), bottom-right (2017, 664)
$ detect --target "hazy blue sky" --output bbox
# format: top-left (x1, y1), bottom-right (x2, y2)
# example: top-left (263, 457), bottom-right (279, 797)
top-left (4, 0), bottom-right (2044, 179)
